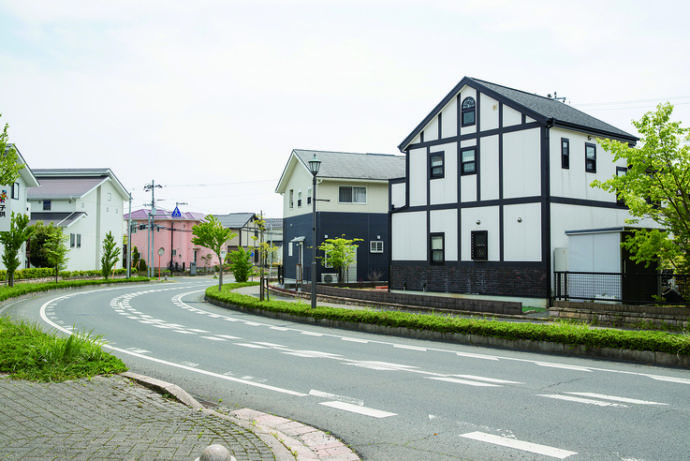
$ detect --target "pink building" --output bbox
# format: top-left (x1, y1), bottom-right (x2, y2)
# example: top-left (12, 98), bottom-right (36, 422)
top-left (124, 208), bottom-right (219, 271)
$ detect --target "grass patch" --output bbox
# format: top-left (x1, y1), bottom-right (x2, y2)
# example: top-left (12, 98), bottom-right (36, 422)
top-left (207, 283), bottom-right (690, 356)
top-left (522, 306), bottom-right (548, 314)
top-left (0, 317), bottom-right (127, 381)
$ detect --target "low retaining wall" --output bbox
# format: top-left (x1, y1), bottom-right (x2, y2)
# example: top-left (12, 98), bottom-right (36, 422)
top-left (273, 284), bottom-right (522, 316)
top-left (551, 301), bottom-right (690, 329)
top-left (207, 296), bottom-right (690, 369)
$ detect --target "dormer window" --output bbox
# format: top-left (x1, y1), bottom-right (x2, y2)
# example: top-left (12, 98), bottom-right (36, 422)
top-left (461, 97), bottom-right (476, 126)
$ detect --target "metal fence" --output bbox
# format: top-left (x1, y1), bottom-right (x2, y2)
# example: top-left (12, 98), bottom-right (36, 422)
top-left (554, 271), bottom-right (689, 305)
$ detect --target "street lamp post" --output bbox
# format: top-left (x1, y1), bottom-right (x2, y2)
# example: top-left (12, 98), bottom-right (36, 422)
top-left (308, 154), bottom-right (321, 309)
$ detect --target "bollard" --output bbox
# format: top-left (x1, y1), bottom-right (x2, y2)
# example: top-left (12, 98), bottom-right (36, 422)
top-left (194, 444), bottom-right (236, 461)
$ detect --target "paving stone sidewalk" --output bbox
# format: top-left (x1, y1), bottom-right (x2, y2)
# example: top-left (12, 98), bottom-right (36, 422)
top-left (0, 374), bottom-right (359, 461)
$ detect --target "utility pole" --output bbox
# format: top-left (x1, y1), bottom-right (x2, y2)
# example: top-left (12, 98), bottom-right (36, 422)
top-left (144, 180), bottom-right (163, 278)
top-left (127, 192), bottom-right (132, 278)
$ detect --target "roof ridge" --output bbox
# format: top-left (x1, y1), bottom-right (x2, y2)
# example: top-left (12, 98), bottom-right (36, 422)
top-left (469, 77), bottom-right (556, 103)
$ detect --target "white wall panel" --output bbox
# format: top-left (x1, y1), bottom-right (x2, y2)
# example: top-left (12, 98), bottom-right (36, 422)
top-left (441, 97), bottom-right (457, 138)
top-left (503, 203), bottom-right (541, 261)
top-left (392, 211), bottom-right (427, 260)
top-left (409, 148), bottom-right (427, 206)
top-left (480, 135), bottom-right (499, 200)
top-left (480, 94), bottom-right (499, 131)
top-left (503, 128), bottom-right (540, 198)
top-left (568, 232), bottom-right (621, 272)
top-left (503, 105), bottom-right (522, 127)
top-left (429, 143), bottom-right (458, 205)
top-left (391, 182), bottom-right (406, 209)
top-left (461, 206), bottom-right (499, 261)
top-left (424, 117), bottom-right (439, 142)
top-left (430, 208), bottom-right (458, 261)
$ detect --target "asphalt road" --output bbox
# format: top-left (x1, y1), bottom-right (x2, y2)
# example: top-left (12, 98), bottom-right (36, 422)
top-left (4, 279), bottom-right (690, 461)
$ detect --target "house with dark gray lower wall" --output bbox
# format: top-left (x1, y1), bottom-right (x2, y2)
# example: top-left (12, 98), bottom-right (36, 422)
top-left (389, 76), bottom-right (657, 306)
top-left (276, 149), bottom-right (405, 283)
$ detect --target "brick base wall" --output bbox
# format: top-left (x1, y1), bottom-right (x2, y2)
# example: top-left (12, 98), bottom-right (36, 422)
top-left (390, 264), bottom-right (549, 299)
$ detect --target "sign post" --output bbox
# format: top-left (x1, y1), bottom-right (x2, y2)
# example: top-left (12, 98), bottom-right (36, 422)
top-left (158, 247), bottom-right (165, 280)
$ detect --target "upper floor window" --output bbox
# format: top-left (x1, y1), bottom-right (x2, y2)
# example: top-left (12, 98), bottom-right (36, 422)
top-left (289, 189), bottom-right (294, 208)
top-left (307, 187), bottom-right (312, 205)
top-left (430, 233), bottom-right (444, 264)
top-left (370, 240), bottom-right (384, 254)
top-left (11, 182), bottom-right (19, 199)
top-left (561, 138), bottom-right (570, 169)
top-left (339, 186), bottom-right (366, 204)
top-left (43, 200), bottom-right (51, 211)
top-left (429, 152), bottom-right (444, 179)
top-left (471, 230), bottom-right (488, 261)
top-left (461, 97), bottom-right (476, 127)
top-left (297, 191), bottom-right (302, 207)
top-left (616, 166), bottom-right (627, 206)
top-left (461, 147), bottom-right (477, 175)
top-left (585, 143), bottom-right (597, 173)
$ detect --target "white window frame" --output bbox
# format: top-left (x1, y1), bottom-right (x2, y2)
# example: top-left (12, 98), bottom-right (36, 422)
top-left (338, 186), bottom-right (367, 204)
top-left (370, 240), bottom-right (384, 253)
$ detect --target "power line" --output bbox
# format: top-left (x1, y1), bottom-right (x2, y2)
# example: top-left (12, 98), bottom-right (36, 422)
top-left (574, 96), bottom-right (690, 107)
top-left (166, 179), bottom-right (275, 188)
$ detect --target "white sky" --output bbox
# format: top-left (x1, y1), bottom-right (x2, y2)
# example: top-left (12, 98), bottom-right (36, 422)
top-left (1, 0), bottom-right (689, 218)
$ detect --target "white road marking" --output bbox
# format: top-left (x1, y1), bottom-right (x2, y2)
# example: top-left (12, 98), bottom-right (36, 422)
top-left (270, 326), bottom-right (290, 331)
top-left (301, 331), bottom-right (323, 336)
top-left (40, 294), bottom-right (307, 398)
top-left (202, 336), bottom-right (227, 341)
top-left (348, 361), bottom-right (418, 371)
top-left (309, 389), bottom-right (364, 406)
top-left (342, 337), bottom-right (369, 343)
top-left (244, 321), bottom-right (262, 326)
top-left (187, 328), bottom-right (208, 333)
top-left (643, 374), bottom-right (690, 385)
top-left (460, 431), bottom-right (577, 459)
top-left (456, 351), bottom-right (500, 361)
top-left (235, 343), bottom-right (267, 349)
top-left (538, 394), bottom-right (628, 407)
top-left (453, 375), bottom-right (522, 385)
top-left (566, 392), bottom-right (667, 406)
top-left (535, 361), bottom-right (592, 372)
top-left (216, 334), bottom-right (241, 340)
top-left (254, 342), bottom-right (286, 348)
top-left (394, 344), bottom-right (427, 351)
top-left (319, 401), bottom-right (396, 418)
top-left (428, 377), bottom-right (501, 387)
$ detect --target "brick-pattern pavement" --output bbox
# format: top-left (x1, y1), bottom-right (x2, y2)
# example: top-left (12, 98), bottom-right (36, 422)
top-left (0, 375), bottom-right (274, 461)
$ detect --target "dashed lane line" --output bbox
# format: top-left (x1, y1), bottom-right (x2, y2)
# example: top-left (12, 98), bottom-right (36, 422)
top-left (319, 401), bottom-right (397, 418)
top-left (460, 431), bottom-right (577, 459)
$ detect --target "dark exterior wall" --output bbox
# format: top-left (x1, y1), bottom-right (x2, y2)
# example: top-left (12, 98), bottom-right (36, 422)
top-left (390, 263), bottom-right (549, 299)
top-left (283, 211), bottom-right (390, 282)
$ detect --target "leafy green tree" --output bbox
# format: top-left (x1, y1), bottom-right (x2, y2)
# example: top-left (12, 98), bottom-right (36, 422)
top-left (318, 235), bottom-right (363, 282)
top-left (28, 222), bottom-right (58, 268)
top-left (100, 231), bottom-right (121, 280)
top-left (0, 114), bottom-right (24, 186)
top-left (191, 215), bottom-right (237, 291)
top-left (0, 212), bottom-right (33, 287)
top-left (592, 103), bottom-right (690, 277)
top-left (138, 258), bottom-right (147, 274)
top-left (43, 226), bottom-right (69, 283)
top-left (131, 246), bottom-right (141, 273)
top-left (228, 246), bottom-right (253, 283)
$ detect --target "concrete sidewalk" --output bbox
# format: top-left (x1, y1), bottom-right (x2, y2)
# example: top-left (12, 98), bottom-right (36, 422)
top-left (0, 372), bottom-right (359, 461)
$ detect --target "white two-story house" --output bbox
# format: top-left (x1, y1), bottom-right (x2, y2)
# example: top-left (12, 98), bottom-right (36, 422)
top-left (276, 149), bottom-right (405, 283)
top-left (390, 76), bottom-right (649, 305)
top-left (28, 168), bottom-right (129, 271)
top-left (0, 145), bottom-right (39, 270)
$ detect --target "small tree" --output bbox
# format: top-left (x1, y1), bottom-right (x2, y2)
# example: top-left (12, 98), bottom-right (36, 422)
top-left (43, 226), bottom-right (68, 283)
top-left (138, 258), bottom-right (147, 274)
top-left (591, 102), bottom-right (690, 278)
top-left (318, 235), bottom-right (363, 282)
top-left (100, 231), bottom-right (121, 280)
top-left (131, 245), bottom-right (140, 273)
top-left (0, 114), bottom-right (24, 186)
top-left (228, 246), bottom-right (253, 283)
top-left (192, 215), bottom-right (237, 291)
top-left (0, 212), bottom-right (33, 287)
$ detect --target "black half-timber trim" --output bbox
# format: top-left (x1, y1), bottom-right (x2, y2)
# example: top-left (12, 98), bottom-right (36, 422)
top-left (541, 123), bottom-right (552, 302)
top-left (405, 122), bottom-right (541, 151)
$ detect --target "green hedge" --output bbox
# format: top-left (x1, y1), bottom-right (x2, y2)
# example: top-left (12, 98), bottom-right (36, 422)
top-left (0, 277), bottom-right (151, 303)
top-left (0, 268), bottom-right (129, 281)
top-left (206, 283), bottom-right (690, 356)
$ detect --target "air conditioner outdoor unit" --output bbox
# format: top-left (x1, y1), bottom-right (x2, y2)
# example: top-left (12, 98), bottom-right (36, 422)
top-left (321, 273), bottom-right (338, 283)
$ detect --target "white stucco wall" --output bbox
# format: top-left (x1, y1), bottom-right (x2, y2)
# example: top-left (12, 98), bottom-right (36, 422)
top-left (460, 206), bottom-right (499, 261)
top-left (503, 202), bottom-right (541, 261)
top-left (430, 208), bottom-right (458, 261)
top-left (429, 142), bottom-right (457, 205)
top-left (392, 211), bottom-right (426, 260)
top-left (479, 135), bottom-right (499, 200)
top-left (409, 147), bottom-right (427, 207)
top-left (440, 97), bottom-right (458, 138)
top-left (503, 128), bottom-right (541, 199)
top-left (479, 94), bottom-right (499, 131)
top-left (390, 182), bottom-right (406, 209)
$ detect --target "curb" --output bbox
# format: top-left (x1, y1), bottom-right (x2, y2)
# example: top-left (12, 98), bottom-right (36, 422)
top-left (206, 296), bottom-right (690, 369)
top-left (122, 372), bottom-right (360, 461)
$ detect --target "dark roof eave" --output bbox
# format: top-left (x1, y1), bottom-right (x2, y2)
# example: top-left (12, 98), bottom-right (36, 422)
top-left (551, 120), bottom-right (638, 144)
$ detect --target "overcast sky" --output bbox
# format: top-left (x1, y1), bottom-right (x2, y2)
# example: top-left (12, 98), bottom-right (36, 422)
top-left (2, 0), bottom-right (689, 218)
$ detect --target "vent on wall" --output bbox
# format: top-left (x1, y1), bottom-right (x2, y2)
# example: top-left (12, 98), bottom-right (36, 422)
top-left (321, 273), bottom-right (338, 283)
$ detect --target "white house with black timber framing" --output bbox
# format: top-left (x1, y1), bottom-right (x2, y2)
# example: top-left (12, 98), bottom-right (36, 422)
top-left (276, 149), bottom-right (405, 283)
top-left (390, 76), bottom-right (645, 305)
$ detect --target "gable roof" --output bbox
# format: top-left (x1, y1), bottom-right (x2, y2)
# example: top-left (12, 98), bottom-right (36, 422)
top-left (6, 145), bottom-right (39, 188)
top-left (30, 211), bottom-right (87, 228)
top-left (275, 149), bottom-right (405, 193)
top-left (212, 212), bottom-right (257, 229)
top-left (28, 168), bottom-right (129, 200)
top-left (398, 76), bottom-right (638, 151)
top-left (124, 208), bottom-right (206, 221)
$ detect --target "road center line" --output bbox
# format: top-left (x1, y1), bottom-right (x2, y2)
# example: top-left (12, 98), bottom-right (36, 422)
top-left (460, 431), bottom-right (577, 459)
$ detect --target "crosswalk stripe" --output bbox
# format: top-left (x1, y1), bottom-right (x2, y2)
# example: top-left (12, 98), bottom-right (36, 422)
top-left (429, 377), bottom-right (500, 387)
top-left (460, 431), bottom-right (577, 459)
top-left (538, 394), bottom-right (628, 407)
top-left (566, 392), bottom-right (667, 406)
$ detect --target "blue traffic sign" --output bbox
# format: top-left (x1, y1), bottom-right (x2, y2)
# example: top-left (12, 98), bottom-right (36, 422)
top-left (172, 206), bottom-right (181, 218)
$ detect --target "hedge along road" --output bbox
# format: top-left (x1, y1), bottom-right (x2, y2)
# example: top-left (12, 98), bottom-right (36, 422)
top-left (5, 279), bottom-right (690, 461)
